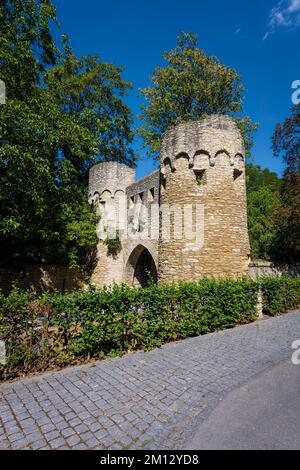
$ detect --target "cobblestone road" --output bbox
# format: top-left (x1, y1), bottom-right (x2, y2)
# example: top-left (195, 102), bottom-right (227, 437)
top-left (1, 311), bottom-right (300, 450)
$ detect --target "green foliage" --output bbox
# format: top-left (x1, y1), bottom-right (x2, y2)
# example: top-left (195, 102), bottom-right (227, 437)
top-left (139, 32), bottom-right (257, 159)
top-left (272, 104), bottom-right (300, 263)
top-left (273, 104), bottom-right (300, 177)
top-left (0, 287), bottom-right (50, 375)
top-left (245, 109), bottom-right (300, 265)
top-left (0, 0), bottom-right (58, 100)
top-left (274, 175), bottom-right (300, 264)
top-left (103, 230), bottom-right (122, 257)
top-left (0, 94), bottom-right (98, 266)
top-left (45, 36), bottom-right (136, 170)
top-left (246, 163), bottom-right (282, 194)
top-left (246, 164), bottom-right (282, 261)
top-left (58, 193), bottom-right (99, 268)
top-left (247, 187), bottom-right (281, 261)
top-left (0, 1), bottom-right (135, 267)
top-left (0, 278), bottom-right (259, 380)
top-left (261, 277), bottom-right (300, 316)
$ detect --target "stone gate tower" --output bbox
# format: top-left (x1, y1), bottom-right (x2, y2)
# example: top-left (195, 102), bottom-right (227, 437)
top-left (89, 162), bottom-right (135, 286)
top-left (88, 115), bottom-right (250, 288)
top-left (158, 115), bottom-right (250, 282)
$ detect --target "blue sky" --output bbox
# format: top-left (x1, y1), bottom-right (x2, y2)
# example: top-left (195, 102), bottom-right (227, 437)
top-left (52, 0), bottom-right (300, 180)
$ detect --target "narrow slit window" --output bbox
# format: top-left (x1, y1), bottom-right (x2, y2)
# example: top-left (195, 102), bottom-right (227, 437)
top-left (233, 169), bottom-right (243, 181)
top-left (148, 188), bottom-right (155, 202)
top-left (194, 169), bottom-right (207, 186)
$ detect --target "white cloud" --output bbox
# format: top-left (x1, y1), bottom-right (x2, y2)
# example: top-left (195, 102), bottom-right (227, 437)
top-left (288, 0), bottom-right (300, 12)
top-left (263, 0), bottom-right (300, 40)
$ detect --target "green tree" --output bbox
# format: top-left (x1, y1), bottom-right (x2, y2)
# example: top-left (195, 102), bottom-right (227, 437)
top-left (0, 82), bottom-right (97, 266)
top-left (139, 32), bottom-right (257, 159)
top-left (247, 187), bottom-right (281, 261)
top-left (246, 163), bottom-right (282, 193)
top-left (272, 104), bottom-right (300, 263)
top-left (0, 1), bottom-right (135, 267)
top-left (45, 37), bottom-right (136, 172)
top-left (246, 164), bottom-right (282, 261)
top-left (0, 0), bottom-right (58, 99)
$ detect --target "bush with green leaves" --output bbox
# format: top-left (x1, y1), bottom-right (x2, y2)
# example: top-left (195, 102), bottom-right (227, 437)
top-left (103, 230), bottom-right (122, 257)
top-left (0, 288), bottom-right (50, 375)
top-left (261, 277), bottom-right (300, 316)
top-left (0, 278), bottom-right (259, 381)
top-left (2, 276), bottom-right (299, 381)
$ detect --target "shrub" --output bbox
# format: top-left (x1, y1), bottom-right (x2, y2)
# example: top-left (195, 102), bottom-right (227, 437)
top-left (103, 230), bottom-right (122, 257)
top-left (0, 288), bottom-right (52, 377)
top-left (261, 276), bottom-right (300, 316)
top-left (0, 278), bottom-right (259, 381)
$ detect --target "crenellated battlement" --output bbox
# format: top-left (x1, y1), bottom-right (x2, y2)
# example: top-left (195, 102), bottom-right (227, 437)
top-left (88, 161), bottom-right (135, 205)
top-left (160, 115), bottom-right (244, 171)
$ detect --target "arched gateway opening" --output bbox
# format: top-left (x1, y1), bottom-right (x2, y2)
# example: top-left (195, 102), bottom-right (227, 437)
top-left (125, 245), bottom-right (157, 287)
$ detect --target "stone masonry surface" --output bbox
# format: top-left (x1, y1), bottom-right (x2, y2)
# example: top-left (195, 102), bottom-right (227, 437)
top-left (88, 115), bottom-right (250, 288)
top-left (1, 312), bottom-right (300, 450)
top-left (159, 115), bottom-right (249, 282)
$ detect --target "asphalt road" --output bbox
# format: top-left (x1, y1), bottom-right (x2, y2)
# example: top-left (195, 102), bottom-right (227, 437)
top-left (186, 359), bottom-right (300, 450)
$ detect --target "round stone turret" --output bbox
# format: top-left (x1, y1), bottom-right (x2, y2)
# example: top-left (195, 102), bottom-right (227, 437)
top-left (88, 161), bottom-right (136, 287)
top-left (89, 161), bottom-right (135, 205)
top-left (158, 114), bottom-right (250, 283)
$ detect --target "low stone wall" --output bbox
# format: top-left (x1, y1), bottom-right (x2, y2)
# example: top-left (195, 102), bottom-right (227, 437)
top-left (0, 266), bottom-right (84, 295)
top-left (249, 261), bottom-right (300, 281)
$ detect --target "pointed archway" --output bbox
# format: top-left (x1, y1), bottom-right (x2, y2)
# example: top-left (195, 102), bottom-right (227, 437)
top-left (125, 245), bottom-right (157, 287)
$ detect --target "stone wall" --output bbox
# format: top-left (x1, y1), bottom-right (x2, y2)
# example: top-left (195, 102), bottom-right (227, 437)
top-left (0, 266), bottom-right (84, 295)
top-left (88, 161), bottom-right (135, 205)
top-left (88, 162), bottom-right (136, 286)
top-left (249, 261), bottom-right (300, 280)
top-left (158, 115), bottom-right (250, 283)
top-left (88, 115), bottom-right (253, 288)
top-left (123, 170), bottom-right (159, 285)
top-left (126, 169), bottom-right (160, 243)
top-left (90, 162), bottom-right (160, 288)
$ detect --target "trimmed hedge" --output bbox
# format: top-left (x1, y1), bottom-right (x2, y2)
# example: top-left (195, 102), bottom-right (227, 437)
top-left (0, 278), bottom-right (259, 381)
top-left (261, 276), bottom-right (300, 316)
top-left (1, 276), bottom-right (299, 381)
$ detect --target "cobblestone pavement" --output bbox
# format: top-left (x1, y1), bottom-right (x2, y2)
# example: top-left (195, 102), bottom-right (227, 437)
top-left (1, 311), bottom-right (300, 450)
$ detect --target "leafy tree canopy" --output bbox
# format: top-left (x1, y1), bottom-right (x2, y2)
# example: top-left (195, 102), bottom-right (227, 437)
top-left (139, 32), bottom-right (257, 159)
top-left (247, 187), bottom-right (281, 261)
top-left (0, 0), bottom-right (135, 267)
top-left (246, 164), bottom-right (282, 261)
top-left (45, 37), bottom-right (136, 173)
top-left (272, 104), bottom-right (300, 263)
top-left (0, 0), bottom-right (58, 99)
top-left (246, 163), bottom-right (282, 193)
